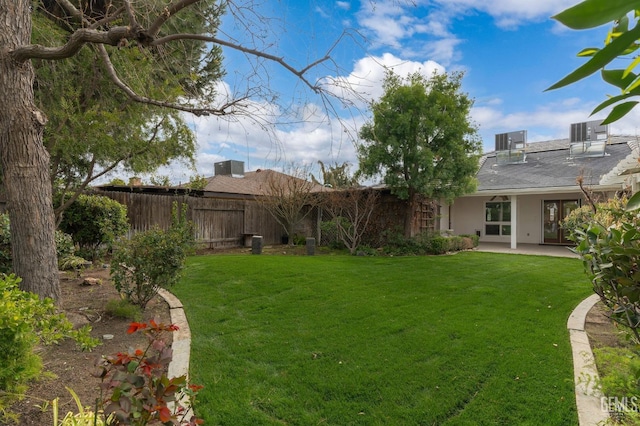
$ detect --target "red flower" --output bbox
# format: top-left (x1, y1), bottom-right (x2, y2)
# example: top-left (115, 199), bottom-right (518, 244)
top-left (168, 324), bottom-right (180, 331)
top-left (127, 322), bottom-right (147, 334)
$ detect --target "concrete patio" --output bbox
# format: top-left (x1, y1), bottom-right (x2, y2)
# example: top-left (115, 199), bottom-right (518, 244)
top-left (475, 242), bottom-right (579, 258)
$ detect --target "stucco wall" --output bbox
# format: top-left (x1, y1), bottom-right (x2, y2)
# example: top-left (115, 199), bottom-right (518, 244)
top-left (446, 191), bottom-right (605, 244)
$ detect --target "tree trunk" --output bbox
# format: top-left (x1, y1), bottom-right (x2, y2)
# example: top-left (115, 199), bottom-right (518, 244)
top-left (0, 1), bottom-right (60, 300)
top-left (404, 193), bottom-right (417, 238)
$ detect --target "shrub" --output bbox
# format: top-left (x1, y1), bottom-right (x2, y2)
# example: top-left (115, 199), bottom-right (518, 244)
top-left (320, 220), bottom-right (346, 250)
top-left (0, 214), bottom-right (86, 272)
top-left (111, 203), bottom-right (194, 310)
top-left (565, 195), bottom-right (640, 343)
top-left (429, 236), bottom-right (449, 255)
top-left (59, 194), bottom-right (129, 260)
top-left (380, 232), bottom-right (476, 256)
top-left (95, 320), bottom-right (203, 425)
top-left (0, 275), bottom-right (98, 419)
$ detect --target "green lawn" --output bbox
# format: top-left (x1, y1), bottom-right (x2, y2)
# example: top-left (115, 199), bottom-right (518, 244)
top-left (172, 252), bottom-right (591, 425)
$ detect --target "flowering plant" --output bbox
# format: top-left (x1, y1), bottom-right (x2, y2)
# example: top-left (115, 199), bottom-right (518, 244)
top-left (95, 320), bottom-right (203, 425)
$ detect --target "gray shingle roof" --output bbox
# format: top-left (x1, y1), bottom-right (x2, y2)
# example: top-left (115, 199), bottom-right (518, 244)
top-left (477, 136), bottom-right (636, 192)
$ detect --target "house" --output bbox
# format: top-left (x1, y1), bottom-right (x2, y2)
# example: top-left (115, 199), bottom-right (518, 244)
top-left (441, 121), bottom-right (640, 248)
top-left (96, 161), bottom-right (328, 248)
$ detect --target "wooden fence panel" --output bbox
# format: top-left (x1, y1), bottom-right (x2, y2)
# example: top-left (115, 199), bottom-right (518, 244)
top-left (97, 191), bottom-right (313, 248)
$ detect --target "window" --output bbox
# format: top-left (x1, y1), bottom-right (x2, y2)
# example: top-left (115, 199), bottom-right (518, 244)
top-left (485, 201), bottom-right (511, 236)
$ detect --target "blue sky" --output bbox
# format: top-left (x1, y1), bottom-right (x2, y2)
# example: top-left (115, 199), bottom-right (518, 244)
top-left (154, 0), bottom-right (640, 184)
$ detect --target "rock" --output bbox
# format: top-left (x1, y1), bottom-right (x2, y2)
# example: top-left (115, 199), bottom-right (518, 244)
top-left (65, 311), bottom-right (89, 328)
top-left (81, 277), bottom-right (102, 286)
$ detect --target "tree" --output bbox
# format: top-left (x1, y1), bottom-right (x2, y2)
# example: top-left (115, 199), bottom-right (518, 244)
top-left (312, 161), bottom-right (359, 189)
top-left (548, 0), bottom-right (640, 124)
top-left (32, 3), bottom-right (209, 223)
top-left (357, 70), bottom-right (482, 238)
top-left (256, 166), bottom-right (320, 243)
top-left (322, 187), bottom-right (379, 254)
top-left (0, 0), bottom-right (343, 300)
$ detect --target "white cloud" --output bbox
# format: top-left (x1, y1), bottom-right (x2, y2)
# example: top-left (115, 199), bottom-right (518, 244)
top-left (470, 96), bottom-right (640, 152)
top-left (322, 53), bottom-right (445, 106)
top-left (352, 0), bottom-right (578, 66)
top-left (438, 0), bottom-right (578, 27)
top-left (336, 1), bottom-right (350, 11)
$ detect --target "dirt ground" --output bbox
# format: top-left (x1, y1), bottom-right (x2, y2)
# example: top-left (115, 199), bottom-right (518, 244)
top-left (585, 301), bottom-right (627, 350)
top-left (7, 267), bottom-right (171, 425)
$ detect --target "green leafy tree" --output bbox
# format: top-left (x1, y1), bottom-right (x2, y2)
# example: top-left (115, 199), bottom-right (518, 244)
top-left (187, 173), bottom-right (209, 190)
top-left (32, 5), bottom-right (205, 222)
top-left (358, 70), bottom-right (481, 237)
top-left (548, 0), bottom-right (640, 123)
top-left (312, 161), bottom-right (359, 189)
top-left (1, 0), bottom-right (344, 300)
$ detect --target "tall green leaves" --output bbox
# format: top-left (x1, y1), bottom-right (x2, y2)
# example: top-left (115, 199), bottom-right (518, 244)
top-left (358, 70), bottom-right (481, 202)
top-left (31, 1), bottom-right (223, 199)
top-left (548, 0), bottom-right (640, 123)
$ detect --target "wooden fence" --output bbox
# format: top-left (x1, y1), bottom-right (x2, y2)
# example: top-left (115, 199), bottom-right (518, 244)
top-left (98, 191), bottom-right (318, 248)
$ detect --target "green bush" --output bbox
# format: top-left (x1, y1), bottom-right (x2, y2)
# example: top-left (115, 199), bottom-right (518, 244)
top-left (0, 213), bottom-right (87, 272)
top-left (381, 232), bottom-right (477, 256)
top-left (320, 220), bottom-right (346, 250)
top-left (0, 275), bottom-right (98, 418)
top-left (429, 236), bottom-right (449, 255)
top-left (59, 194), bottom-right (129, 260)
top-left (565, 195), bottom-right (640, 343)
top-left (111, 203), bottom-right (194, 310)
top-left (55, 230), bottom-right (75, 261)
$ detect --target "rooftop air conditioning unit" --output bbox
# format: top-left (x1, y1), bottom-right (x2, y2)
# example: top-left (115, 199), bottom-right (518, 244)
top-left (569, 120), bottom-right (608, 158)
top-left (495, 130), bottom-right (527, 164)
top-left (214, 160), bottom-right (245, 177)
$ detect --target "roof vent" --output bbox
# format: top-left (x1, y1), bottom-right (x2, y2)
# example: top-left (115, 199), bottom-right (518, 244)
top-left (495, 130), bottom-right (527, 164)
top-left (214, 160), bottom-right (245, 177)
top-left (569, 120), bottom-right (608, 158)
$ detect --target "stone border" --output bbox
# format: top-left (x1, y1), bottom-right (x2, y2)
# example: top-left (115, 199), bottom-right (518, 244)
top-left (567, 294), bottom-right (608, 425)
top-left (157, 289), bottom-right (192, 415)
top-left (159, 283), bottom-right (608, 423)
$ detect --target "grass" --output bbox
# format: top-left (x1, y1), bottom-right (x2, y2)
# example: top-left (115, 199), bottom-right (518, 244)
top-left (172, 252), bottom-right (591, 425)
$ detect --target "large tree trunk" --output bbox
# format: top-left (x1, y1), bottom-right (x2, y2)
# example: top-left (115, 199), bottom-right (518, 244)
top-left (0, 1), bottom-right (61, 300)
top-left (404, 193), bottom-right (417, 238)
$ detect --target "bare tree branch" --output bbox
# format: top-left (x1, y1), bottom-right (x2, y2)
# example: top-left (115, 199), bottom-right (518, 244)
top-left (148, 0), bottom-right (203, 36)
top-left (153, 33), bottom-right (328, 93)
top-left (11, 26), bottom-right (133, 62)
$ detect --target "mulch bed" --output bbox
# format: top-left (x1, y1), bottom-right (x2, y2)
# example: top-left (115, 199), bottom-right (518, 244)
top-left (7, 267), bottom-right (171, 425)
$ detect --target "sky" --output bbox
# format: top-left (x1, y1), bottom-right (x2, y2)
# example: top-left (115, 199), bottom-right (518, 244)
top-left (149, 0), bottom-right (640, 185)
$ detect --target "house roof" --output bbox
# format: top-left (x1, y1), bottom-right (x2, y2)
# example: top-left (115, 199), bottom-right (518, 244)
top-left (475, 135), bottom-right (639, 195)
top-left (203, 169), bottom-right (329, 196)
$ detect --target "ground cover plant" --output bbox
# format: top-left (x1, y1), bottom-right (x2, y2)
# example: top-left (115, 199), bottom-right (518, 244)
top-left (173, 252), bottom-right (590, 425)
